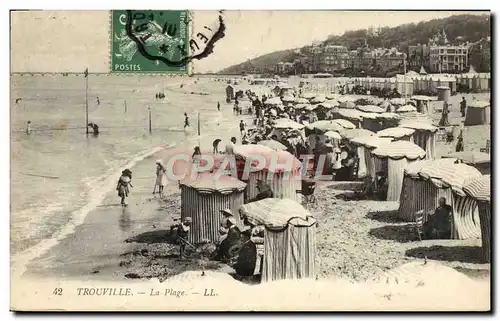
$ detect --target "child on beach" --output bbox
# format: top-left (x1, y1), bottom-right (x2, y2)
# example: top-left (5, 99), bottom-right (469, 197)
top-left (153, 160), bottom-right (167, 196)
top-left (116, 169), bottom-right (133, 206)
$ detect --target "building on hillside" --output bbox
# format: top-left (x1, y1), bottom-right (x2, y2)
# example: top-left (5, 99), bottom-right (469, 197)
top-left (275, 61), bottom-right (296, 75)
top-left (408, 44), bottom-right (431, 71)
top-left (429, 44), bottom-right (469, 73)
top-left (378, 48), bottom-right (406, 72)
top-left (319, 45), bottom-right (349, 72)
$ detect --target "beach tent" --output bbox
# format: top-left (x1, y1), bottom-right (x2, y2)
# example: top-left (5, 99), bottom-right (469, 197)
top-left (418, 163), bottom-right (482, 240)
top-left (180, 172), bottom-right (247, 244)
top-left (372, 141), bottom-right (426, 201)
top-left (464, 101), bottom-right (490, 126)
top-left (399, 121), bottom-right (438, 160)
top-left (443, 151), bottom-right (490, 175)
top-left (411, 95), bottom-right (433, 114)
top-left (419, 66), bottom-right (427, 75)
top-left (258, 140), bottom-right (287, 151)
top-left (226, 85), bottom-right (235, 101)
top-left (351, 136), bottom-right (393, 184)
top-left (357, 105), bottom-right (385, 114)
top-left (398, 158), bottom-right (458, 222)
top-left (234, 147), bottom-right (302, 202)
top-left (341, 129), bottom-right (375, 179)
top-left (464, 175), bottom-right (491, 263)
top-left (294, 97), bottom-right (309, 104)
top-left (376, 127), bottom-right (415, 142)
top-left (271, 118), bottom-right (305, 141)
top-left (332, 109), bottom-right (364, 128)
top-left (311, 94), bottom-right (326, 104)
top-left (239, 198), bottom-right (317, 282)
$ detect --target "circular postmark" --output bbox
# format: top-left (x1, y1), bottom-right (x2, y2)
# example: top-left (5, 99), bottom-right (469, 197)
top-left (125, 10), bottom-right (225, 68)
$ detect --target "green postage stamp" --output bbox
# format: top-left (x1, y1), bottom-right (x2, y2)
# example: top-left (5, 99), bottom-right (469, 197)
top-left (110, 10), bottom-right (190, 74)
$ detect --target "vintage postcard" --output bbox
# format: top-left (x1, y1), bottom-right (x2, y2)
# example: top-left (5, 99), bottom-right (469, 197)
top-left (10, 9), bottom-right (491, 311)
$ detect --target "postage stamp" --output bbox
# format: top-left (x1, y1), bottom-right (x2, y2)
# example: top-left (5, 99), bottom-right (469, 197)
top-left (9, 9), bottom-right (491, 312)
top-left (110, 10), bottom-right (190, 74)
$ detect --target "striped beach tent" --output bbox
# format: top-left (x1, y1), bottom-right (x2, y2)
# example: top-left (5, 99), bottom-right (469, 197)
top-left (398, 158), bottom-right (458, 222)
top-left (180, 172), bottom-right (247, 244)
top-left (464, 175), bottom-right (491, 263)
top-left (464, 101), bottom-right (490, 126)
top-left (419, 163), bottom-right (482, 240)
top-left (332, 109), bottom-right (364, 128)
top-left (340, 128), bottom-right (374, 178)
top-left (376, 127), bottom-right (415, 142)
top-left (399, 121), bottom-right (438, 160)
top-left (235, 148), bottom-right (302, 202)
top-left (239, 198), bottom-right (317, 282)
top-left (372, 141), bottom-right (426, 201)
top-left (351, 136), bottom-right (393, 183)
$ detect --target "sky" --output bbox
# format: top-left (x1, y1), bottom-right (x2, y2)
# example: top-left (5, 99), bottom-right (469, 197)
top-left (10, 10), bottom-right (487, 73)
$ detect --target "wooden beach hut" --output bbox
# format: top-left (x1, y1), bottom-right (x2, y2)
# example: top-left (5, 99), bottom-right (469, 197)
top-left (371, 141), bottom-right (426, 202)
top-left (376, 127), bottom-right (415, 142)
top-left (399, 121), bottom-right (438, 160)
top-left (464, 175), bottom-right (491, 263)
top-left (464, 101), bottom-right (490, 126)
top-left (180, 172), bottom-right (247, 244)
top-left (239, 198), bottom-right (317, 282)
top-left (398, 158), bottom-right (458, 222)
top-left (418, 163), bottom-right (482, 240)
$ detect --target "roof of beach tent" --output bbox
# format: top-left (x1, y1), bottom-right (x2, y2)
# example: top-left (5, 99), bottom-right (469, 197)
top-left (464, 175), bottom-right (491, 202)
top-left (350, 135), bottom-right (393, 149)
top-left (376, 127), bottom-right (415, 139)
top-left (442, 151), bottom-right (490, 165)
top-left (396, 105), bottom-right (418, 113)
top-left (389, 98), bottom-right (407, 106)
top-left (404, 158), bottom-right (458, 178)
top-left (371, 141), bottom-right (426, 160)
top-left (294, 97), bottom-right (309, 104)
top-left (273, 118), bottom-right (305, 130)
top-left (258, 140), bottom-right (287, 151)
top-left (356, 105), bottom-right (385, 114)
top-left (418, 162), bottom-right (482, 195)
top-left (281, 95), bottom-right (295, 102)
top-left (306, 120), bottom-right (345, 134)
top-left (332, 119), bottom-right (356, 129)
top-left (411, 95), bottom-right (433, 101)
top-left (340, 128), bottom-right (374, 141)
top-left (234, 144), bottom-right (273, 161)
top-left (301, 92), bottom-right (316, 99)
top-left (311, 94), bottom-right (326, 104)
top-left (265, 97), bottom-right (283, 105)
top-left (324, 130), bottom-right (342, 140)
top-left (399, 120), bottom-right (438, 133)
top-left (239, 198), bottom-right (316, 230)
top-left (317, 102), bottom-right (336, 109)
top-left (180, 172), bottom-right (246, 194)
top-left (339, 100), bottom-right (356, 109)
top-left (468, 101), bottom-right (490, 108)
top-left (334, 109), bottom-right (364, 120)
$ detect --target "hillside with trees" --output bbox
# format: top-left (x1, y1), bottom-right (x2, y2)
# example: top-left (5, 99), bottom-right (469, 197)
top-left (217, 14), bottom-right (490, 74)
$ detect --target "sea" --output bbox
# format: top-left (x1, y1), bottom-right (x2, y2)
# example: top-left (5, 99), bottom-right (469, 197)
top-left (10, 74), bottom-right (233, 258)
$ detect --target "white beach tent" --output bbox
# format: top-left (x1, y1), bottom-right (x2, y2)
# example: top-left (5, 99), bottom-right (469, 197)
top-left (371, 141), bottom-right (426, 202)
top-left (464, 100), bottom-right (490, 126)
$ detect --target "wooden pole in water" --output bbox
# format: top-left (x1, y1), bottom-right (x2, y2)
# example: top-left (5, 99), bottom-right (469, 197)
top-left (124, 100), bottom-right (127, 114)
top-left (148, 106), bottom-right (152, 134)
top-left (85, 68), bottom-right (89, 135)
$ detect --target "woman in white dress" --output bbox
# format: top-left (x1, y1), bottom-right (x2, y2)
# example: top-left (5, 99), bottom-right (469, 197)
top-left (153, 160), bottom-right (167, 196)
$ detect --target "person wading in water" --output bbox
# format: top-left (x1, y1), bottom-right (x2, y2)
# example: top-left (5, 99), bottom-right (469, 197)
top-left (116, 169), bottom-right (133, 206)
top-left (184, 113), bottom-right (190, 128)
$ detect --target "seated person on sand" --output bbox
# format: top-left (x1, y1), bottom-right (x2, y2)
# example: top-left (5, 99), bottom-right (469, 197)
top-left (248, 180), bottom-right (274, 203)
top-left (375, 171), bottom-right (388, 200)
top-left (233, 227), bottom-right (257, 277)
top-left (423, 197), bottom-right (452, 240)
top-left (215, 210), bottom-right (241, 263)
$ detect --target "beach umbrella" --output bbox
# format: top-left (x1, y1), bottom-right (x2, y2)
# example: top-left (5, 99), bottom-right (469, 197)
top-left (281, 95), bottom-right (295, 103)
top-left (258, 140), bottom-right (287, 151)
top-left (389, 98), bottom-right (407, 106)
top-left (265, 97), bottom-right (282, 105)
top-left (396, 105), bottom-right (418, 113)
top-left (357, 105), bottom-right (385, 114)
top-left (371, 141), bottom-right (426, 160)
top-left (301, 92), bottom-right (315, 99)
top-left (317, 102), bottom-right (335, 109)
top-left (306, 120), bottom-right (344, 134)
top-left (311, 95), bottom-right (326, 104)
top-left (340, 128), bottom-right (374, 141)
top-left (332, 119), bottom-right (356, 130)
top-left (294, 97), bottom-right (309, 104)
top-left (324, 130), bottom-right (342, 140)
top-left (376, 127), bottom-right (415, 140)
